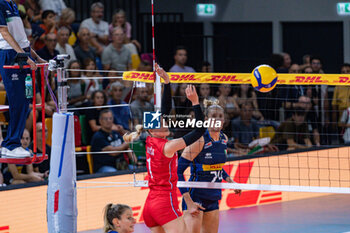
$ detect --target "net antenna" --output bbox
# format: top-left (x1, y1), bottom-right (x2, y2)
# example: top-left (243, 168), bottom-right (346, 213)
top-left (152, 0), bottom-right (161, 111)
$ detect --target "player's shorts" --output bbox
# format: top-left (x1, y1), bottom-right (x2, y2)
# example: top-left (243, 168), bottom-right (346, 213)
top-left (182, 195), bottom-right (219, 212)
top-left (143, 190), bottom-right (182, 227)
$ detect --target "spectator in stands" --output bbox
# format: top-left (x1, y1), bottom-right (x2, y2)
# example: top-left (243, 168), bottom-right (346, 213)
top-left (280, 63), bottom-right (305, 119)
top-left (299, 54), bottom-right (311, 71)
top-left (231, 102), bottom-right (260, 150)
top-left (303, 66), bottom-right (313, 73)
top-left (34, 10), bottom-right (57, 51)
top-left (7, 129), bottom-right (45, 185)
top-left (339, 106), bottom-right (350, 144)
top-left (80, 2), bottom-right (109, 55)
top-left (82, 58), bottom-right (101, 98)
top-left (130, 87), bottom-right (153, 125)
top-left (24, 0), bottom-right (42, 23)
top-left (169, 46), bottom-right (196, 92)
top-left (74, 27), bottom-right (97, 65)
top-left (218, 84), bottom-right (239, 119)
top-left (332, 64), bottom-right (350, 126)
top-left (109, 9), bottom-right (132, 42)
top-left (108, 82), bottom-right (131, 132)
top-left (169, 46), bottom-right (195, 73)
top-left (298, 96), bottom-right (320, 146)
top-left (67, 60), bottom-right (88, 107)
top-left (271, 108), bottom-right (312, 151)
top-left (102, 27), bottom-right (132, 71)
top-left (233, 84), bottom-right (264, 120)
top-left (30, 122), bottom-right (51, 174)
top-left (39, 0), bottom-right (66, 15)
top-left (58, 8), bottom-right (77, 46)
top-left (86, 90), bottom-right (108, 143)
top-left (310, 56), bottom-right (329, 144)
top-left (91, 109), bottom-right (136, 173)
top-left (200, 61), bottom-right (212, 72)
top-left (198, 83), bottom-right (213, 108)
top-left (56, 26), bottom-right (77, 66)
top-left (37, 33), bottom-right (59, 61)
top-left (281, 52), bottom-right (292, 70)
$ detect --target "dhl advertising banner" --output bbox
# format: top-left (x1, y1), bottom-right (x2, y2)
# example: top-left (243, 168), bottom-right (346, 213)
top-left (1, 147), bottom-right (349, 232)
top-left (123, 71), bottom-right (350, 85)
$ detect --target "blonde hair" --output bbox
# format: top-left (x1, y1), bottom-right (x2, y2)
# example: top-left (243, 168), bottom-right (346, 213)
top-left (123, 124), bottom-right (143, 143)
top-left (103, 203), bottom-right (131, 233)
top-left (60, 8), bottom-right (75, 24)
top-left (203, 98), bottom-right (224, 116)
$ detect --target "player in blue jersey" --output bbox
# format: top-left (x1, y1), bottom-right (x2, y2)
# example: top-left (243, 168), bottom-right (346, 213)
top-left (178, 99), bottom-right (241, 233)
top-left (0, 0), bottom-right (46, 159)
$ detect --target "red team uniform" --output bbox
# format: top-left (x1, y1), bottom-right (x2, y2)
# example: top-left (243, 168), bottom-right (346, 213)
top-left (142, 136), bottom-right (182, 227)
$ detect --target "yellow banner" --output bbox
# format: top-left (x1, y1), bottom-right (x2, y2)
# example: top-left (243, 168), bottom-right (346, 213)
top-left (202, 163), bottom-right (225, 171)
top-left (123, 71), bottom-right (350, 85)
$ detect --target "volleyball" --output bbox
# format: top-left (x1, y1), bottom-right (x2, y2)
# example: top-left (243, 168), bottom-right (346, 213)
top-left (251, 65), bottom-right (278, 92)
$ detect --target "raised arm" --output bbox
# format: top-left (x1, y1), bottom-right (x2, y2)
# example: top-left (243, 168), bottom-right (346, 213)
top-left (155, 63), bottom-right (171, 116)
top-left (163, 85), bottom-right (206, 157)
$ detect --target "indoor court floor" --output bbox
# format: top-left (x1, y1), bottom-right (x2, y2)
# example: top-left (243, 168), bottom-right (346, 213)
top-left (81, 194), bottom-right (350, 233)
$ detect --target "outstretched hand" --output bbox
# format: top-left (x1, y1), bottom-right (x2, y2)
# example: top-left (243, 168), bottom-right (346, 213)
top-left (185, 84), bottom-right (199, 105)
top-left (155, 63), bottom-right (170, 84)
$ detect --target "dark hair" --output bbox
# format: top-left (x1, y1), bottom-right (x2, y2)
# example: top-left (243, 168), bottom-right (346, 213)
top-left (82, 57), bottom-right (96, 69)
top-left (269, 54), bottom-right (284, 69)
top-left (341, 63), bottom-right (350, 70)
top-left (310, 55), bottom-right (322, 64)
top-left (174, 45), bottom-right (187, 56)
top-left (202, 61), bottom-right (211, 67)
top-left (91, 90), bottom-right (107, 106)
top-left (99, 109), bottom-right (113, 119)
top-left (42, 10), bottom-right (55, 20)
top-left (240, 101), bottom-right (254, 110)
top-left (103, 203), bottom-right (131, 233)
top-left (67, 60), bottom-right (81, 77)
top-left (235, 85), bottom-right (253, 99)
top-left (293, 107), bottom-right (306, 116)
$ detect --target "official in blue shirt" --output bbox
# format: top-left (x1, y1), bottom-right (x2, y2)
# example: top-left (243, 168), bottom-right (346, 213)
top-left (0, 0), bottom-right (46, 159)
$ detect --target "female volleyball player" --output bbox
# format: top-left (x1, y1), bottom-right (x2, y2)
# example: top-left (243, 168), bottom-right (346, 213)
top-left (124, 64), bottom-right (206, 233)
top-left (103, 203), bottom-right (136, 233)
top-left (178, 99), bottom-right (241, 233)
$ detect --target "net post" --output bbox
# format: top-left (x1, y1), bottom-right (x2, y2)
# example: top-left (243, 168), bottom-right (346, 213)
top-left (47, 55), bottom-right (77, 233)
top-left (32, 69), bottom-right (37, 161)
top-left (40, 67), bottom-right (46, 161)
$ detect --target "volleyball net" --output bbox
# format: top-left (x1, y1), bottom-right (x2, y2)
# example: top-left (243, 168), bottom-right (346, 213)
top-left (87, 70), bottom-right (350, 194)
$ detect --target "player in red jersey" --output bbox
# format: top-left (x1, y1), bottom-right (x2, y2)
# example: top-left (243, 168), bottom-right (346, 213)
top-left (124, 64), bottom-right (206, 233)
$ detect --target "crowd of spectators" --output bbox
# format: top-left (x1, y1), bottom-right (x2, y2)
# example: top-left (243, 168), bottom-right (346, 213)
top-left (1, 1), bottom-right (350, 187)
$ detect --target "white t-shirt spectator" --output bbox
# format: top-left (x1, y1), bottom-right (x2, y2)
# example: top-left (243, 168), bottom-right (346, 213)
top-left (80, 18), bottom-right (109, 37)
top-left (39, 0), bottom-right (66, 15)
top-left (340, 107), bottom-right (350, 143)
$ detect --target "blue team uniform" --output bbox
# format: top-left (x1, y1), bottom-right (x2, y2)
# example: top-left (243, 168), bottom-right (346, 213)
top-left (0, 0), bottom-right (32, 150)
top-left (182, 130), bottom-right (227, 212)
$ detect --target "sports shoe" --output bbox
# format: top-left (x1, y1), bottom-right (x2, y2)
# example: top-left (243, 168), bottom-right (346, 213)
top-left (1, 147), bottom-right (31, 158)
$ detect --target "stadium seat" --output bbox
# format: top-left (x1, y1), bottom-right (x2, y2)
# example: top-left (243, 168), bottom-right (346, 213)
top-left (79, 115), bottom-right (87, 146)
top-left (45, 118), bottom-right (53, 146)
top-left (131, 141), bottom-right (146, 165)
top-left (86, 145), bottom-right (93, 174)
top-left (259, 126), bottom-right (276, 139)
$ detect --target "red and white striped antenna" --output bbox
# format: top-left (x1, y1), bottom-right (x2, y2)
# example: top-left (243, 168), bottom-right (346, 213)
top-left (151, 0), bottom-right (161, 111)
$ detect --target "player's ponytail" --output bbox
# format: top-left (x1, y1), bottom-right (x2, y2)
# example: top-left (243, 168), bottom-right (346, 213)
top-left (123, 124), bottom-right (143, 143)
top-left (203, 98), bottom-right (224, 116)
top-left (103, 203), bottom-right (131, 233)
